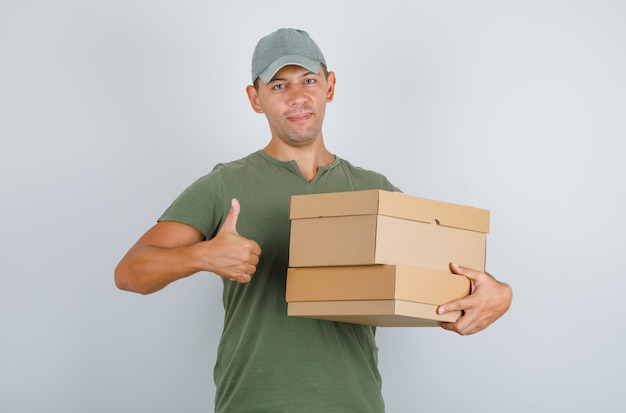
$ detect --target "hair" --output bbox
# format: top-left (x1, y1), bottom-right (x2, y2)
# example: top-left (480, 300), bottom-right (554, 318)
top-left (253, 64), bottom-right (329, 90)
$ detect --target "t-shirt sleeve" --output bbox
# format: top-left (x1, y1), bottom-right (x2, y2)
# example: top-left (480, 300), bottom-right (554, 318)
top-left (158, 167), bottom-right (226, 240)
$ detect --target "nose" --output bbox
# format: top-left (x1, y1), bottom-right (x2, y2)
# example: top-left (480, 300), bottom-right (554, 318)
top-left (287, 84), bottom-right (307, 106)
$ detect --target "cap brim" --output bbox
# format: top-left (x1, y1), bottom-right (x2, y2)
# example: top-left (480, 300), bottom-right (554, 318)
top-left (258, 55), bottom-right (321, 84)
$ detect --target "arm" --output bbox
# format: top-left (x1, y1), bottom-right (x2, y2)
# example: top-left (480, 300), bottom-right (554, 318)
top-left (114, 198), bottom-right (261, 294)
top-left (437, 263), bottom-right (512, 335)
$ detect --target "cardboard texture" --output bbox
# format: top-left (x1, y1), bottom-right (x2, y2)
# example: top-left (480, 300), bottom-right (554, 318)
top-left (289, 190), bottom-right (489, 272)
top-left (286, 265), bottom-right (468, 327)
top-left (287, 300), bottom-right (457, 327)
top-left (286, 190), bottom-right (490, 327)
top-left (286, 265), bottom-right (469, 304)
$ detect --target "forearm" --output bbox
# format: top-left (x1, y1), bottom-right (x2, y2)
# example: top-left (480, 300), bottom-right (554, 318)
top-left (114, 243), bottom-right (203, 295)
top-left (114, 207), bottom-right (261, 293)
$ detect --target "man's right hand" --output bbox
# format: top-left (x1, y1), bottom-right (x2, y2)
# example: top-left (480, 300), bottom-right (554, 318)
top-left (201, 198), bottom-right (261, 283)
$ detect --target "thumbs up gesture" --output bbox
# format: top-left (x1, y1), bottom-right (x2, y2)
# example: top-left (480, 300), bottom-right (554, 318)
top-left (205, 198), bottom-right (262, 283)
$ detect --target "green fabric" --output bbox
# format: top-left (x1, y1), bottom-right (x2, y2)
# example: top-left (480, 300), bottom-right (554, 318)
top-left (160, 150), bottom-right (399, 413)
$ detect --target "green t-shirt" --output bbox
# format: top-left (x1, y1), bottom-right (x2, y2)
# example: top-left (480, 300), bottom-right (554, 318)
top-left (160, 150), bottom-right (399, 413)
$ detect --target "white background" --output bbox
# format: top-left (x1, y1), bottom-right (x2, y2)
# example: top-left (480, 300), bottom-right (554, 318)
top-left (1, 1), bottom-right (625, 412)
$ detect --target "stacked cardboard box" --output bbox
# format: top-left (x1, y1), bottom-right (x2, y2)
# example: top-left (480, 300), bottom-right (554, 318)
top-left (286, 190), bottom-right (490, 327)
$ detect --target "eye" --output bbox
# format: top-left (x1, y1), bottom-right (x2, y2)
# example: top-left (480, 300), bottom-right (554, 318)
top-left (304, 78), bottom-right (316, 84)
top-left (273, 83), bottom-right (286, 90)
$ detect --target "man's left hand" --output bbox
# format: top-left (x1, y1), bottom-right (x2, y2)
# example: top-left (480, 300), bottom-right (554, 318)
top-left (437, 262), bottom-right (512, 335)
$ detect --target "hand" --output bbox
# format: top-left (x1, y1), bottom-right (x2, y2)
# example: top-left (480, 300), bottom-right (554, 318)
top-left (199, 198), bottom-right (261, 283)
top-left (437, 263), bottom-right (512, 335)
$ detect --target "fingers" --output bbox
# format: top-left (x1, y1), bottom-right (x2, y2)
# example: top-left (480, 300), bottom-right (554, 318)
top-left (439, 320), bottom-right (461, 334)
top-left (437, 296), bottom-right (477, 336)
top-left (438, 262), bottom-right (475, 316)
top-left (225, 247), bottom-right (260, 283)
top-left (229, 272), bottom-right (252, 283)
top-left (438, 317), bottom-right (480, 336)
top-left (437, 295), bottom-right (471, 317)
top-left (450, 262), bottom-right (482, 280)
top-left (438, 263), bottom-right (481, 333)
top-left (212, 198), bottom-right (262, 284)
top-left (437, 263), bottom-right (512, 335)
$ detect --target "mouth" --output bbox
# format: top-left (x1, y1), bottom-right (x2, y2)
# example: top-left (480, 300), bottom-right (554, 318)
top-left (286, 110), bottom-right (314, 123)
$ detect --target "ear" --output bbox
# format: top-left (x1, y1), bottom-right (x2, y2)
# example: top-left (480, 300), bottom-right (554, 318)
top-left (326, 71), bottom-right (336, 103)
top-left (246, 85), bottom-right (264, 114)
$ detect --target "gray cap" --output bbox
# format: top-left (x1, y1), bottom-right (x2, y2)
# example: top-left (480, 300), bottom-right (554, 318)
top-left (251, 28), bottom-right (326, 84)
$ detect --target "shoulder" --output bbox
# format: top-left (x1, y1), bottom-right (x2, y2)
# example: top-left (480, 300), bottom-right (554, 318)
top-left (334, 157), bottom-right (401, 192)
top-left (188, 151), bottom-right (264, 186)
top-left (336, 157), bottom-right (385, 177)
top-left (206, 151), bottom-right (262, 173)
top-left (159, 152), bottom-right (263, 238)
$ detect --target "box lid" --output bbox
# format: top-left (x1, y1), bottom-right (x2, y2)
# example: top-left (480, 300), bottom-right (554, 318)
top-left (286, 265), bottom-right (470, 305)
top-left (289, 190), bottom-right (489, 233)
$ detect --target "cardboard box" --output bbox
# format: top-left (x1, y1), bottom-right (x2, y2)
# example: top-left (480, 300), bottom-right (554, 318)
top-left (288, 300), bottom-right (453, 327)
top-left (289, 190), bottom-right (489, 272)
top-left (286, 265), bottom-right (470, 327)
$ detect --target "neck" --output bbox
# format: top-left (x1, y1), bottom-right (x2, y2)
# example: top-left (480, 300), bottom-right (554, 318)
top-left (264, 138), bottom-right (335, 181)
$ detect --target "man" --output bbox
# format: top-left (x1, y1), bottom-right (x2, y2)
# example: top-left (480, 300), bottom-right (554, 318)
top-left (115, 28), bottom-right (512, 412)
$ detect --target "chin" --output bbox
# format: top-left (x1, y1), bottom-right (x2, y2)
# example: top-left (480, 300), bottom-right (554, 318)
top-left (282, 133), bottom-right (318, 147)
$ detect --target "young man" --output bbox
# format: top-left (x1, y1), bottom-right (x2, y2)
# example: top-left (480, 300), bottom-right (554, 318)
top-left (115, 28), bottom-right (512, 412)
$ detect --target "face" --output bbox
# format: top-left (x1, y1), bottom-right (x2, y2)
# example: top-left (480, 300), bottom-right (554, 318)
top-left (246, 64), bottom-right (335, 148)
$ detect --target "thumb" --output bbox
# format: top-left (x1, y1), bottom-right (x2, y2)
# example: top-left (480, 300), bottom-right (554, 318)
top-left (222, 198), bottom-right (240, 233)
top-left (450, 262), bottom-right (488, 295)
top-left (450, 262), bottom-right (479, 280)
